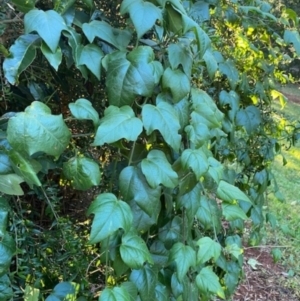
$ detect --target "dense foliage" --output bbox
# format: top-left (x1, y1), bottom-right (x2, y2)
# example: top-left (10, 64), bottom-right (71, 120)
top-left (0, 0), bottom-right (300, 300)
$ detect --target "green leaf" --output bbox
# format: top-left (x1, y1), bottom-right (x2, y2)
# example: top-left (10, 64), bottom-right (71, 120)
top-left (45, 282), bottom-right (76, 301)
top-left (119, 166), bottom-right (161, 216)
top-left (0, 275), bottom-right (13, 300)
top-left (93, 106), bottom-right (142, 146)
top-left (236, 106), bottom-right (261, 135)
top-left (165, 3), bottom-right (183, 34)
top-left (63, 156), bottom-right (101, 190)
top-left (219, 90), bottom-right (240, 122)
top-left (120, 231), bottom-right (154, 269)
top-left (222, 203), bottom-right (248, 221)
top-left (3, 34), bottom-right (41, 85)
top-left (169, 242), bottom-right (196, 281)
top-left (24, 285), bottom-right (40, 301)
top-left (0, 174), bottom-right (24, 196)
top-left (142, 102), bottom-right (181, 151)
top-left (25, 10), bottom-right (67, 53)
top-left (181, 148), bottom-right (209, 179)
top-left (155, 283), bottom-right (169, 301)
top-left (99, 286), bottom-right (131, 301)
top-left (0, 198), bottom-right (9, 237)
top-left (87, 193), bottom-right (133, 244)
top-left (162, 67), bottom-right (190, 103)
top-left (11, 0), bottom-right (35, 12)
top-left (69, 98), bottom-right (99, 128)
top-left (129, 264), bottom-right (157, 301)
top-left (7, 101), bottom-right (71, 157)
top-left (217, 180), bottom-right (252, 203)
top-left (106, 55), bottom-right (157, 106)
top-left (219, 60), bottom-right (239, 90)
top-left (0, 152), bottom-right (12, 175)
top-left (41, 42), bottom-right (62, 71)
top-left (225, 243), bottom-right (243, 259)
top-left (82, 20), bottom-right (131, 51)
top-left (168, 43), bottom-right (193, 77)
top-left (159, 216), bottom-right (182, 248)
top-left (196, 267), bottom-right (225, 299)
top-left (271, 248), bottom-right (282, 263)
top-left (121, 0), bottom-right (162, 39)
top-left (196, 237), bottom-right (221, 264)
top-left (8, 150), bottom-right (42, 188)
top-left (270, 90), bottom-right (287, 109)
top-left (54, 0), bottom-right (76, 14)
top-left (284, 30), bottom-right (300, 55)
top-left (150, 240), bottom-right (169, 267)
top-left (78, 44), bottom-right (104, 80)
top-left (173, 97), bottom-right (190, 129)
top-left (0, 234), bottom-right (16, 277)
top-left (141, 150), bottom-right (178, 188)
top-left (203, 49), bottom-right (218, 79)
top-left (185, 123), bottom-right (210, 148)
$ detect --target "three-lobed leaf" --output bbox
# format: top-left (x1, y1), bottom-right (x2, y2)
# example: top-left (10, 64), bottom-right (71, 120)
top-left (196, 237), bottom-right (221, 264)
top-left (93, 106), bottom-right (143, 146)
top-left (87, 193), bottom-right (133, 244)
top-left (141, 150), bottom-right (178, 188)
top-left (7, 101), bottom-right (71, 157)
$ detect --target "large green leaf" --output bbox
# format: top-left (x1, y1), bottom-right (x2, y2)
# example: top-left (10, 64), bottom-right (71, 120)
top-left (24, 285), bottom-right (40, 301)
top-left (8, 150), bottom-right (42, 188)
top-left (158, 216), bottom-right (182, 249)
top-left (93, 106), bottom-right (143, 145)
top-left (217, 180), bottom-right (252, 204)
top-left (11, 0), bottom-right (35, 12)
top-left (185, 123), bottom-right (210, 148)
top-left (196, 237), bottom-right (221, 264)
top-left (3, 34), bottom-right (41, 85)
top-left (120, 231), bottom-right (154, 269)
top-left (219, 60), bottom-right (239, 90)
top-left (130, 264), bottom-right (157, 301)
top-left (168, 43), bottom-right (193, 77)
top-left (0, 152), bottom-right (12, 175)
top-left (25, 10), bottom-right (67, 53)
top-left (106, 56), bottom-right (157, 107)
top-left (141, 150), bottom-right (178, 188)
top-left (196, 267), bottom-right (225, 299)
top-left (142, 102), bottom-right (181, 151)
top-left (78, 44), bottom-right (104, 80)
top-left (119, 166), bottom-right (161, 216)
top-left (0, 275), bottom-right (13, 300)
top-left (45, 282), bottom-right (77, 301)
top-left (87, 193), bottom-right (133, 244)
top-left (63, 156), bottom-right (101, 190)
top-left (0, 234), bottom-right (16, 277)
top-left (155, 283), bottom-right (169, 301)
top-left (236, 106), bottom-right (261, 135)
top-left (99, 287), bottom-right (131, 301)
top-left (284, 30), bottom-right (300, 55)
top-left (41, 42), bottom-right (62, 71)
top-left (219, 90), bottom-right (240, 122)
top-left (222, 204), bottom-right (248, 221)
top-left (82, 20), bottom-right (131, 51)
top-left (181, 148), bottom-right (209, 179)
top-left (7, 101), bottom-right (71, 157)
top-left (0, 174), bottom-right (24, 196)
top-left (203, 49), bottom-right (218, 79)
top-left (69, 98), bottom-right (99, 128)
top-left (162, 67), bottom-right (190, 103)
top-left (169, 242), bottom-right (196, 281)
top-left (121, 0), bottom-right (162, 38)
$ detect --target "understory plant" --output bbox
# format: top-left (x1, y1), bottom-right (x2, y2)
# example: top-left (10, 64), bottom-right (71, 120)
top-left (0, 0), bottom-right (300, 300)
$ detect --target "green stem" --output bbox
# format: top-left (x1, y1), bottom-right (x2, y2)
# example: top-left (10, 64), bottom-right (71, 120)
top-left (128, 140), bottom-right (136, 166)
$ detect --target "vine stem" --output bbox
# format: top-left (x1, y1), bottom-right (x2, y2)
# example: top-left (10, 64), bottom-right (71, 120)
top-left (128, 140), bottom-right (136, 166)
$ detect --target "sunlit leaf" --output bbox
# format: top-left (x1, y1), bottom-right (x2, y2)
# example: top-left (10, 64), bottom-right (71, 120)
top-left (99, 286), bottom-right (131, 301)
top-left (217, 180), bottom-right (252, 203)
top-left (0, 174), bottom-right (24, 196)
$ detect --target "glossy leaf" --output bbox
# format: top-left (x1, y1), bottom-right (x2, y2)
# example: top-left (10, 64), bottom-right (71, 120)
top-left (8, 150), bottom-right (42, 188)
top-left (129, 264), bottom-right (157, 301)
top-left (82, 20), bottom-right (131, 51)
top-left (25, 10), bottom-right (67, 53)
top-left (93, 106), bottom-right (143, 145)
top-left (121, 0), bottom-right (162, 39)
top-left (3, 34), bottom-right (40, 85)
top-left (99, 286), bottom-right (131, 301)
top-left (196, 267), bottom-right (225, 299)
top-left (87, 193), bottom-right (133, 244)
top-left (217, 180), bottom-right (252, 203)
top-left (197, 237), bottom-right (222, 264)
top-left (120, 231), bottom-right (154, 269)
top-left (142, 102), bottom-right (181, 151)
top-left (162, 67), bottom-right (190, 103)
top-left (141, 150), bottom-right (178, 188)
top-left (41, 42), bottom-right (62, 71)
top-left (119, 166), bottom-right (161, 216)
top-left (7, 101), bottom-right (71, 157)
top-left (78, 44), bottom-right (104, 80)
top-left (181, 148), bottom-right (209, 179)
top-left (63, 156), bottom-right (101, 190)
top-left (222, 204), bottom-right (248, 221)
top-left (0, 174), bottom-right (24, 196)
top-left (69, 98), bottom-right (99, 128)
top-left (169, 242), bottom-right (196, 281)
